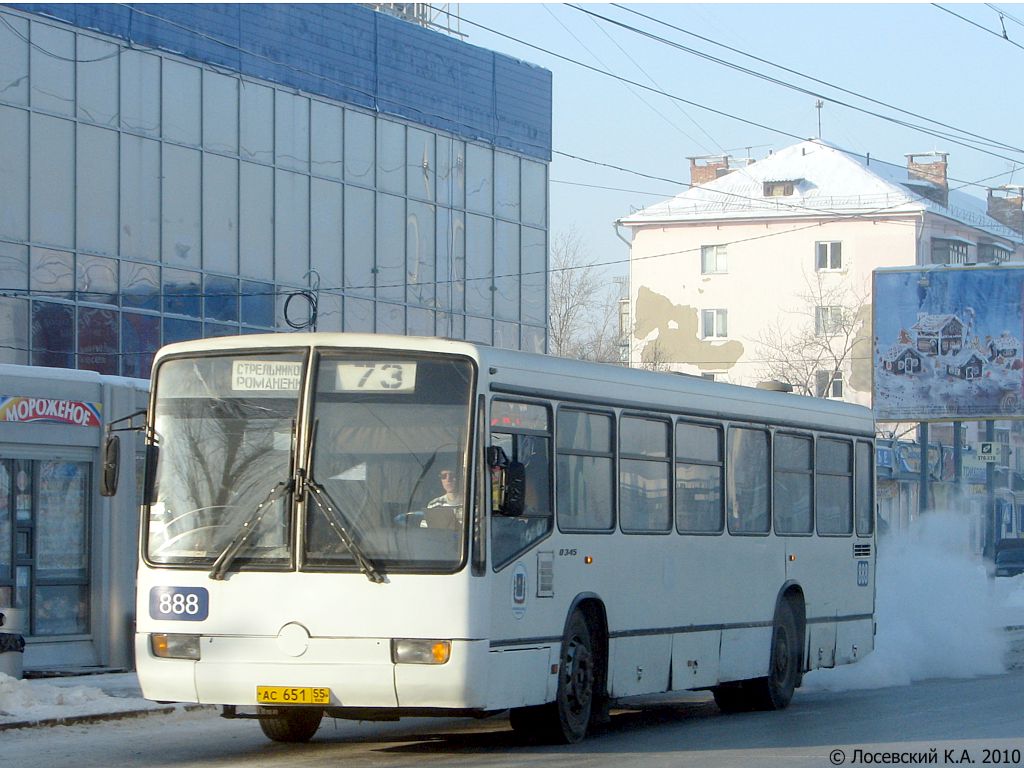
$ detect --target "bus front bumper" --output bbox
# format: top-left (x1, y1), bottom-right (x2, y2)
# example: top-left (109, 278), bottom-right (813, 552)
top-left (134, 634), bottom-right (490, 710)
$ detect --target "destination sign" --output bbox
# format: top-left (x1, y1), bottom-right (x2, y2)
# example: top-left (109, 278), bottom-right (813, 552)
top-left (335, 362), bottom-right (417, 392)
top-left (231, 360), bottom-right (302, 391)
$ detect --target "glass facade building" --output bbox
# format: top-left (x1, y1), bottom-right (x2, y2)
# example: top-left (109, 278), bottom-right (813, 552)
top-left (0, 4), bottom-right (552, 377)
top-left (0, 3), bottom-right (550, 671)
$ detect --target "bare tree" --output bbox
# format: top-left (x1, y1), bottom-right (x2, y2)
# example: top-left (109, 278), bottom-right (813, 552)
top-left (548, 228), bottom-right (624, 363)
top-left (754, 272), bottom-right (871, 397)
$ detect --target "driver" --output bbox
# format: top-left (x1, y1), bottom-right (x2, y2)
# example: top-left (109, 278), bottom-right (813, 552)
top-left (423, 467), bottom-right (463, 530)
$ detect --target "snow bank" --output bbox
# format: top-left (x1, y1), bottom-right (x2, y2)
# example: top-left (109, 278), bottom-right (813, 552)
top-left (803, 511), bottom-right (1020, 692)
top-left (0, 673), bottom-right (108, 715)
top-left (0, 672), bottom-right (157, 723)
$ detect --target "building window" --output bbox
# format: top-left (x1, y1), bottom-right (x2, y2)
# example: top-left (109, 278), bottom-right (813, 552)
top-left (701, 309), bottom-right (728, 338)
top-left (763, 181), bottom-right (795, 197)
top-left (815, 241), bottom-right (842, 270)
top-left (978, 243), bottom-right (1012, 263)
top-left (930, 238), bottom-right (970, 265)
top-left (0, 458), bottom-right (91, 637)
top-left (815, 305), bottom-right (843, 336)
top-left (701, 244), bottom-right (727, 274)
top-left (815, 370), bottom-right (843, 398)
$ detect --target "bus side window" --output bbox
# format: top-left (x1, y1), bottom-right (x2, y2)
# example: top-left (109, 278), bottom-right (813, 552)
top-left (727, 427), bottom-right (770, 534)
top-left (490, 400), bottom-right (553, 568)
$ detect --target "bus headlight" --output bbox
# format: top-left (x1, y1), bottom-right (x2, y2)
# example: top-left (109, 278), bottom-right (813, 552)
top-left (150, 633), bottom-right (201, 660)
top-left (391, 639), bottom-right (451, 664)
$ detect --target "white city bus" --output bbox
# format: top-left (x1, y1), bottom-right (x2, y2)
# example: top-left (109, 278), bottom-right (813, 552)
top-left (103, 333), bottom-right (876, 744)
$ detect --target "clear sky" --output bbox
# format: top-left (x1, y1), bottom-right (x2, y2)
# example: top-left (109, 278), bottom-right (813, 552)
top-left (456, 3), bottom-right (1024, 282)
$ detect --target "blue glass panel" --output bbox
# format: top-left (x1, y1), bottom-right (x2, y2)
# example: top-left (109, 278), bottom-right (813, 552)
top-left (121, 312), bottom-right (159, 379)
top-left (240, 280), bottom-right (274, 327)
top-left (78, 306), bottom-right (118, 375)
top-left (31, 301), bottom-right (74, 368)
top-left (76, 254), bottom-right (118, 305)
top-left (204, 322), bottom-right (238, 339)
top-left (205, 275), bottom-right (238, 323)
top-left (121, 261), bottom-right (160, 310)
top-left (163, 269), bottom-right (200, 317)
top-left (162, 317), bottom-right (201, 346)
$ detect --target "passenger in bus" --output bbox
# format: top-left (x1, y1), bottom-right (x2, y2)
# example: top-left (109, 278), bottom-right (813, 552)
top-left (423, 467), bottom-right (463, 530)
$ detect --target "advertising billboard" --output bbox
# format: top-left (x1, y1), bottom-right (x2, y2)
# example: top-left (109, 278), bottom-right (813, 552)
top-left (873, 264), bottom-right (1024, 422)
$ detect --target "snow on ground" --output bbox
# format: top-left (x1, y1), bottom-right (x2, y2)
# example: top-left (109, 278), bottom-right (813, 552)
top-left (0, 672), bottom-right (163, 725)
top-left (803, 511), bottom-right (1024, 692)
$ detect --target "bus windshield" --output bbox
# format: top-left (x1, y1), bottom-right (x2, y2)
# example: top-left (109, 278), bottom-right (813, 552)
top-left (144, 349), bottom-right (474, 574)
top-left (146, 352), bottom-right (304, 567)
top-left (305, 353), bottom-right (474, 571)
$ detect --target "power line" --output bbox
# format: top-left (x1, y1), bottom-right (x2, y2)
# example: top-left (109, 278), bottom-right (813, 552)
top-left (608, 3), bottom-right (1024, 157)
top-left (934, 3), bottom-right (1024, 53)
top-left (575, 4), bottom-right (1024, 164)
top-left (570, 5), bottom-right (723, 155)
top-left (551, 178), bottom-right (677, 197)
top-left (453, 5), bottom-right (1024, 198)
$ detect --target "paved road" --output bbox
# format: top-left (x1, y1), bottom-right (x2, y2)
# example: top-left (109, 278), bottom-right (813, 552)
top-left (5, 671), bottom-right (1024, 768)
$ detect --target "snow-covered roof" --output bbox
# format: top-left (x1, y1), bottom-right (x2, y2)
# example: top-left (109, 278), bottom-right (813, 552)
top-left (946, 350), bottom-right (984, 366)
top-left (991, 333), bottom-right (1021, 349)
top-left (881, 343), bottom-right (919, 362)
top-left (619, 140), bottom-right (1023, 243)
top-left (912, 314), bottom-right (962, 334)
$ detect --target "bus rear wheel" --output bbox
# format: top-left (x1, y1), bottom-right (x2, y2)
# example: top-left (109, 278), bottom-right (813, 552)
top-left (751, 599), bottom-right (800, 710)
top-left (258, 707), bottom-right (323, 742)
top-left (510, 609), bottom-right (596, 744)
top-left (712, 599), bottom-right (801, 713)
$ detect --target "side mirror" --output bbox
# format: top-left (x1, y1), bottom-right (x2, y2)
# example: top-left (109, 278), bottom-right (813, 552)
top-left (100, 435), bottom-right (120, 497)
top-left (142, 444), bottom-right (160, 506)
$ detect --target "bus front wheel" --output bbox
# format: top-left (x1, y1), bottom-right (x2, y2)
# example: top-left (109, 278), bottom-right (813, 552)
top-left (509, 608), bottom-right (596, 744)
top-left (258, 707), bottom-right (323, 742)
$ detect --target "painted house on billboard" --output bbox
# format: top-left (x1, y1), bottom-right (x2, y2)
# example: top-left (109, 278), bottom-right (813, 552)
top-left (618, 140), bottom-right (1024, 408)
top-left (987, 333), bottom-right (1022, 366)
top-left (945, 350), bottom-right (985, 380)
top-left (881, 343), bottom-right (923, 376)
top-left (912, 314), bottom-right (965, 357)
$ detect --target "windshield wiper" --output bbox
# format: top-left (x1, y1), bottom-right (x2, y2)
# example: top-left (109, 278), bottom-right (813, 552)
top-left (303, 472), bottom-right (385, 584)
top-left (209, 480), bottom-right (294, 580)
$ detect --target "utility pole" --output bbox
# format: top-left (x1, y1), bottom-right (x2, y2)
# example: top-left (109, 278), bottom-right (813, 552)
top-left (815, 99), bottom-right (824, 139)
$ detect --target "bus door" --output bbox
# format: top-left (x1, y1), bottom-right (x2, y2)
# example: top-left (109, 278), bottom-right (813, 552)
top-left (774, 433), bottom-right (837, 669)
top-left (487, 399), bottom-right (554, 595)
top-left (484, 399), bottom-right (556, 707)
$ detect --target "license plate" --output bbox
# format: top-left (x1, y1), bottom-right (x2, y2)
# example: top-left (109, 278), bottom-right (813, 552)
top-left (256, 686), bottom-right (331, 705)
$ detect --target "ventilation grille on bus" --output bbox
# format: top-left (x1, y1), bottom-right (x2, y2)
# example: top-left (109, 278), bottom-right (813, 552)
top-left (853, 543), bottom-right (872, 558)
top-left (537, 552), bottom-right (554, 598)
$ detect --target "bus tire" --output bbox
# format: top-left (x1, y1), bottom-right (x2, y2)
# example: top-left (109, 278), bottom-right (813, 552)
top-left (509, 608), bottom-right (596, 744)
top-left (711, 684), bottom-right (754, 714)
top-left (712, 599), bottom-right (801, 714)
top-left (258, 707), bottom-right (323, 742)
top-left (749, 598), bottom-right (801, 711)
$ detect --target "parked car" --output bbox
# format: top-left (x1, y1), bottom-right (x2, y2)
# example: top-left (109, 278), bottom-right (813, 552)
top-left (994, 539), bottom-right (1024, 577)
